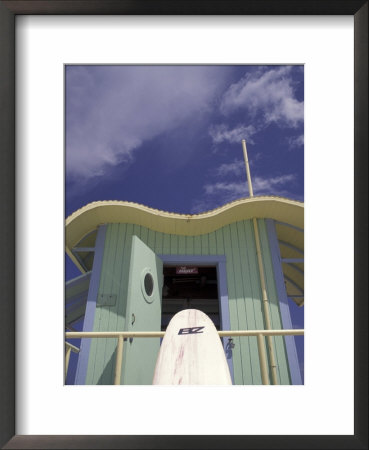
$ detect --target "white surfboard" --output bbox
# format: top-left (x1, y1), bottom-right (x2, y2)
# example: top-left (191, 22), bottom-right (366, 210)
top-left (153, 309), bottom-right (232, 385)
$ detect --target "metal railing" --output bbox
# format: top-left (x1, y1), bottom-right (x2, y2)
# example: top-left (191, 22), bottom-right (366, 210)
top-left (65, 329), bottom-right (304, 385)
top-left (65, 341), bottom-right (80, 380)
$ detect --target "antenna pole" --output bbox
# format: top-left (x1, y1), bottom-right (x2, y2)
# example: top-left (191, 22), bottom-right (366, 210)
top-left (241, 139), bottom-right (279, 384)
top-left (242, 139), bottom-right (254, 197)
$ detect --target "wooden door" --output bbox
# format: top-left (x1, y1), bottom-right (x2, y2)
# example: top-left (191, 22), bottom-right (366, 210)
top-left (122, 235), bottom-right (163, 384)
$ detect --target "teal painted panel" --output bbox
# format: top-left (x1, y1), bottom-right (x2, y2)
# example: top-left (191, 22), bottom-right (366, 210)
top-left (162, 233), bottom-right (171, 254)
top-left (222, 225), bottom-right (244, 385)
top-left (215, 228), bottom-right (225, 253)
top-left (244, 220), bottom-right (264, 330)
top-left (178, 235), bottom-right (186, 254)
top-left (236, 221), bottom-right (261, 384)
top-left (85, 224), bottom-right (110, 383)
top-left (170, 234), bottom-right (178, 254)
top-left (185, 235), bottom-right (194, 255)
top-left (208, 231), bottom-right (217, 255)
top-left (154, 231), bottom-right (163, 255)
top-left (258, 220), bottom-right (291, 384)
top-left (201, 233), bottom-right (209, 254)
top-left (229, 222), bottom-right (253, 384)
top-left (85, 220), bottom-right (291, 385)
top-left (140, 225), bottom-right (149, 244)
top-left (86, 223), bottom-right (133, 384)
top-left (122, 235), bottom-right (163, 385)
top-left (147, 228), bottom-right (156, 251)
top-left (96, 224), bottom-right (121, 383)
top-left (86, 224), bottom-right (115, 384)
top-left (193, 235), bottom-right (202, 255)
top-left (243, 220), bottom-right (265, 383)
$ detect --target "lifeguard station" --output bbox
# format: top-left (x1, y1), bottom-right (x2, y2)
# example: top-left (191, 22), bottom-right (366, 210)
top-left (65, 141), bottom-right (304, 385)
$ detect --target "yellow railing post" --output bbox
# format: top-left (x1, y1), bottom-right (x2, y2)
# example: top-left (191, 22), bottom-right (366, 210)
top-left (257, 333), bottom-right (270, 385)
top-left (114, 335), bottom-right (124, 385)
top-left (65, 345), bottom-right (72, 381)
top-left (65, 342), bottom-right (80, 382)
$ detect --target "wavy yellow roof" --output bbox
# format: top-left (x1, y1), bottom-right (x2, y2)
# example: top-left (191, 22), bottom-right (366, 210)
top-left (66, 196), bottom-right (302, 247)
top-left (66, 196), bottom-right (304, 305)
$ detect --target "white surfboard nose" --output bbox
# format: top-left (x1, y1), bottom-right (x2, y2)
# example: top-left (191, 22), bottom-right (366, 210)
top-left (153, 309), bottom-right (232, 385)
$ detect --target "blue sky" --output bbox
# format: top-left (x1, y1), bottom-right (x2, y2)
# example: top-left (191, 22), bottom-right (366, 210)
top-left (66, 65), bottom-right (304, 223)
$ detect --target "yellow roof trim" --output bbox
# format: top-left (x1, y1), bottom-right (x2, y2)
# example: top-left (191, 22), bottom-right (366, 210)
top-left (66, 196), bottom-right (303, 257)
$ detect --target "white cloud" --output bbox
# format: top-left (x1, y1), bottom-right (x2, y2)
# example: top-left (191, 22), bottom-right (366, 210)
top-left (205, 174), bottom-right (295, 198)
top-left (191, 173), bottom-right (297, 213)
top-left (190, 201), bottom-right (209, 214)
top-left (220, 67), bottom-right (304, 128)
top-left (204, 181), bottom-right (248, 196)
top-left (209, 124), bottom-right (257, 145)
top-left (66, 66), bottom-right (231, 180)
top-left (252, 174), bottom-right (296, 194)
top-left (287, 134), bottom-right (304, 149)
top-left (214, 159), bottom-right (245, 177)
top-left (191, 182), bottom-right (247, 213)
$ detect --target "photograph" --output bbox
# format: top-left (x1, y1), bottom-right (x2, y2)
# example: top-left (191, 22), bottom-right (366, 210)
top-left (1, 2), bottom-right (367, 447)
top-left (64, 65), bottom-right (304, 386)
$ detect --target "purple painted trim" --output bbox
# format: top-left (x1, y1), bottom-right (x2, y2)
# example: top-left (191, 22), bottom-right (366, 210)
top-left (72, 247), bottom-right (95, 252)
top-left (65, 271), bottom-right (91, 300)
top-left (281, 258), bottom-right (304, 263)
top-left (278, 240), bottom-right (304, 255)
top-left (66, 291), bottom-right (88, 309)
top-left (284, 275), bottom-right (304, 295)
top-left (266, 219), bottom-right (302, 385)
top-left (75, 228), bottom-right (98, 247)
top-left (74, 224), bottom-right (107, 385)
top-left (283, 262), bottom-right (304, 275)
top-left (66, 271), bottom-right (92, 289)
top-left (159, 254), bottom-right (234, 384)
top-left (275, 220), bottom-right (304, 234)
top-left (72, 251), bottom-right (88, 272)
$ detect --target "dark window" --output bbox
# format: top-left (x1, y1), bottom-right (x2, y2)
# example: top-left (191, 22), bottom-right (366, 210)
top-left (161, 266), bottom-right (219, 331)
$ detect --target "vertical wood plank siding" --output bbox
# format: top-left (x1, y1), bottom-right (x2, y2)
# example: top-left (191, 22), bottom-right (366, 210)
top-left (86, 219), bottom-right (291, 385)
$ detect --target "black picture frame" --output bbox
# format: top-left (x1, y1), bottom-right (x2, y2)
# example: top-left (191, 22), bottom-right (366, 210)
top-left (0, 1), bottom-right (367, 449)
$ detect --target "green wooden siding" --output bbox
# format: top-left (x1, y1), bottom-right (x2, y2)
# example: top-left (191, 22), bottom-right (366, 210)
top-left (86, 219), bottom-right (291, 385)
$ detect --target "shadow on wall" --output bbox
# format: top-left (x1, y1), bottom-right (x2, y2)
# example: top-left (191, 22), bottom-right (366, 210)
top-left (96, 346), bottom-right (117, 385)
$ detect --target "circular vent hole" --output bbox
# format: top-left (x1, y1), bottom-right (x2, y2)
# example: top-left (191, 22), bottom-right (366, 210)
top-left (144, 273), bottom-right (154, 297)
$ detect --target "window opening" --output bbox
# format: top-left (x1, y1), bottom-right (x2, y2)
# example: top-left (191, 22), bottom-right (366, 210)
top-left (161, 266), bottom-right (219, 331)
